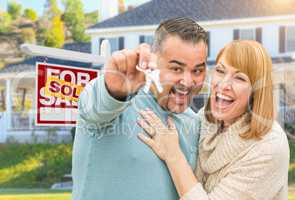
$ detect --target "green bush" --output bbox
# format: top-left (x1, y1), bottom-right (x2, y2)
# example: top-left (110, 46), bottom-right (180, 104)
top-left (0, 143), bottom-right (72, 188)
top-left (286, 123), bottom-right (295, 137)
top-left (23, 8), bottom-right (37, 21)
top-left (0, 12), bottom-right (12, 33)
top-left (289, 141), bottom-right (295, 184)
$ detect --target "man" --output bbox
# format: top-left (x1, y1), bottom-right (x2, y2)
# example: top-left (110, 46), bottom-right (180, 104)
top-left (72, 17), bottom-right (208, 200)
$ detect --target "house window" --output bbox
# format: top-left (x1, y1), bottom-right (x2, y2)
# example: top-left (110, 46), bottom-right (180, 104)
top-left (139, 35), bottom-right (154, 45)
top-left (100, 37), bottom-right (124, 52)
top-left (233, 28), bottom-right (262, 43)
top-left (286, 26), bottom-right (295, 52)
top-left (240, 29), bottom-right (256, 40)
top-left (109, 38), bottom-right (119, 52)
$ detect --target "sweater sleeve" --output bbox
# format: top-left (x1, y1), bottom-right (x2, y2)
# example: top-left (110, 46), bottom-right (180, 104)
top-left (180, 134), bottom-right (289, 200)
top-left (77, 74), bottom-right (131, 126)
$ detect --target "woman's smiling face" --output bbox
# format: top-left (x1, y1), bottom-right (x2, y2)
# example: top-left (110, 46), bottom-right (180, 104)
top-left (210, 54), bottom-right (252, 126)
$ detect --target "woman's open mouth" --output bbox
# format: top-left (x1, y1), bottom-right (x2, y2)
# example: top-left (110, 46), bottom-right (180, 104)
top-left (214, 92), bottom-right (235, 109)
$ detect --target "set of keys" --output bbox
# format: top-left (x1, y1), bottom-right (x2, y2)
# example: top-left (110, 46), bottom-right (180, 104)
top-left (136, 63), bottom-right (163, 94)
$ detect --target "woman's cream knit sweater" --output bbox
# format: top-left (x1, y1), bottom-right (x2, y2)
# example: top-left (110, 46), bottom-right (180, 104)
top-left (182, 111), bottom-right (290, 200)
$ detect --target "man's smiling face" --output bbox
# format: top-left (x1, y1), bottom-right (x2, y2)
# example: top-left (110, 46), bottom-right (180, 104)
top-left (152, 35), bottom-right (207, 113)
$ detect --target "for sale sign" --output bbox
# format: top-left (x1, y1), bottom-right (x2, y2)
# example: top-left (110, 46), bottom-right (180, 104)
top-left (36, 62), bottom-right (99, 126)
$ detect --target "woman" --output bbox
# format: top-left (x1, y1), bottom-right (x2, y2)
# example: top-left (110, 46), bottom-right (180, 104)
top-left (137, 40), bottom-right (289, 200)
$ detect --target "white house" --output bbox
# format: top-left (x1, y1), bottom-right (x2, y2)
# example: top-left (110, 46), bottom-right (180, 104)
top-left (89, 0), bottom-right (295, 60)
top-left (87, 0), bottom-right (295, 124)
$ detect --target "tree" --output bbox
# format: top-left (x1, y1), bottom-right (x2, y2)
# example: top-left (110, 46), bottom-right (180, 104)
top-left (21, 28), bottom-right (36, 43)
top-left (38, 0), bottom-right (64, 47)
top-left (7, 1), bottom-right (22, 20)
top-left (23, 8), bottom-right (37, 21)
top-left (36, 24), bottom-right (47, 45)
top-left (63, 0), bottom-right (90, 42)
top-left (85, 10), bottom-right (98, 25)
top-left (0, 12), bottom-right (12, 33)
top-left (43, 0), bottom-right (61, 20)
top-left (44, 16), bottom-right (65, 48)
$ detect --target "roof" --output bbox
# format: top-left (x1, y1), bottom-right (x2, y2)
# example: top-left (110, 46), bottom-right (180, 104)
top-left (62, 42), bottom-right (91, 53)
top-left (0, 57), bottom-right (92, 74)
top-left (89, 0), bottom-right (295, 30)
top-left (0, 42), bottom-right (92, 74)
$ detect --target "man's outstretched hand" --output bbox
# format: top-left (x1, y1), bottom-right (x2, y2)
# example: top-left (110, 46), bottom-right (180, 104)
top-left (104, 43), bottom-right (153, 100)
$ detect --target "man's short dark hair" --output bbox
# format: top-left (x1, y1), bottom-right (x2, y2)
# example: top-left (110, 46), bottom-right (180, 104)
top-left (153, 17), bottom-right (208, 52)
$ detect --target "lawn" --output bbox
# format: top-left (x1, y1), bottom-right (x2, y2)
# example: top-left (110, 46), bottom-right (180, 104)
top-left (0, 140), bottom-right (294, 199)
top-left (0, 190), bottom-right (294, 199)
top-left (290, 184), bottom-right (295, 200)
top-left (0, 144), bottom-right (72, 199)
top-left (0, 189), bottom-right (71, 200)
top-left (0, 193), bottom-right (70, 200)
top-left (0, 143), bottom-right (72, 188)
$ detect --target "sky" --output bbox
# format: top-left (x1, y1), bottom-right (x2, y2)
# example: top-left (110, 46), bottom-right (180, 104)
top-left (0, 0), bottom-right (149, 16)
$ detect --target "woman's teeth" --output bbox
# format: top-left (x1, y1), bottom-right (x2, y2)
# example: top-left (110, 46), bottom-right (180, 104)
top-left (216, 93), bottom-right (233, 100)
top-left (216, 93), bottom-right (234, 105)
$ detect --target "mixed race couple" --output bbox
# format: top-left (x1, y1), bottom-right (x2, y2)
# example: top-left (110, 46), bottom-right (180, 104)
top-left (72, 17), bottom-right (289, 200)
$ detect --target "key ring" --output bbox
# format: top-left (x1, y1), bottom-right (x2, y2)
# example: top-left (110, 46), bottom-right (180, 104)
top-left (136, 65), bottom-right (163, 93)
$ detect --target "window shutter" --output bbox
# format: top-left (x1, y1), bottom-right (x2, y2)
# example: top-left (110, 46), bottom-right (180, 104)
top-left (118, 37), bottom-right (124, 50)
top-left (139, 35), bottom-right (145, 43)
top-left (279, 26), bottom-right (286, 53)
top-left (256, 27), bottom-right (262, 43)
top-left (207, 31), bottom-right (210, 57)
top-left (1, 90), bottom-right (5, 110)
top-left (233, 29), bottom-right (240, 40)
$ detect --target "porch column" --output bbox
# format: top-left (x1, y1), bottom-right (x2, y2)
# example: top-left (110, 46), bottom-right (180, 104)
top-left (91, 36), bottom-right (100, 55)
top-left (6, 79), bottom-right (12, 130)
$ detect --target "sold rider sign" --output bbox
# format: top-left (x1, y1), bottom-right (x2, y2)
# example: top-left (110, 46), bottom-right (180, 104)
top-left (36, 62), bottom-right (99, 126)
